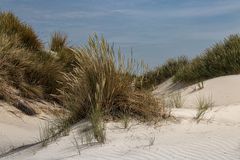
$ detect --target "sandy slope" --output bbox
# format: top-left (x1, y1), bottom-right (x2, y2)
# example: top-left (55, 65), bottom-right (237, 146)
top-left (1, 75), bottom-right (240, 160)
top-left (153, 74), bottom-right (240, 107)
top-left (0, 100), bottom-right (61, 154)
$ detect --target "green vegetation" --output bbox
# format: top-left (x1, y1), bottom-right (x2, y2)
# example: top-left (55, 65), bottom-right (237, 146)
top-left (137, 56), bottom-right (188, 89)
top-left (137, 34), bottom-right (240, 89)
top-left (174, 34), bottom-right (240, 83)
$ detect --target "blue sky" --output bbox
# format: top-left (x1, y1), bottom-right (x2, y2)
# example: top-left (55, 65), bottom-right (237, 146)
top-left (1, 0), bottom-right (240, 67)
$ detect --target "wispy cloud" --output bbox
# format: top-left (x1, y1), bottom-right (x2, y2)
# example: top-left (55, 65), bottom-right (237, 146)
top-left (1, 0), bottom-right (240, 67)
top-left (113, 1), bottom-right (240, 18)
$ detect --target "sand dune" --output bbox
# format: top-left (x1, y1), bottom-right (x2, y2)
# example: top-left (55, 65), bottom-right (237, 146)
top-left (154, 74), bottom-right (240, 107)
top-left (1, 75), bottom-right (240, 160)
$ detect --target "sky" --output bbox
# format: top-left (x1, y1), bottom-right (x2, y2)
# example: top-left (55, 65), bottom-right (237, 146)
top-left (1, 0), bottom-right (240, 68)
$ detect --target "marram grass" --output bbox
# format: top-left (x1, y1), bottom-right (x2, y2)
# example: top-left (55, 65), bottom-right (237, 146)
top-left (174, 34), bottom-right (240, 83)
top-left (60, 34), bottom-right (165, 123)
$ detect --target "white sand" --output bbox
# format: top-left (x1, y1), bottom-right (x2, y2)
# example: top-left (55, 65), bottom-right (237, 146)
top-left (0, 100), bottom-right (59, 154)
top-left (1, 75), bottom-right (240, 160)
top-left (153, 74), bottom-right (240, 107)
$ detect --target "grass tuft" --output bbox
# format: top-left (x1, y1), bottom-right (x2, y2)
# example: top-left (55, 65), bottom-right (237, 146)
top-left (59, 34), bottom-right (165, 142)
top-left (169, 92), bottom-right (184, 108)
top-left (195, 95), bottom-right (214, 122)
top-left (0, 11), bottom-right (43, 51)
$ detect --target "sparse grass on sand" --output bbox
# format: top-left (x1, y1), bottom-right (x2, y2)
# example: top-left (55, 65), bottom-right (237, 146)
top-left (168, 92), bottom-right (184, 108)
top-left (195, 95), bottom-right (214, 122)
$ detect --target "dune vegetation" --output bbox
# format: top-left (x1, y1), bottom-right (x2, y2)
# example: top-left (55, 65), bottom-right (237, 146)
top-left (136, 56), bottom-right (188, 90)
top-left (174, 35), bottom-right (240, 83)
top-left (0, 11), bottom-right (165, 144)
top-left (138, 34), bottom-right (240, 89)
top-left (2, 10), bottom-right (240, 145)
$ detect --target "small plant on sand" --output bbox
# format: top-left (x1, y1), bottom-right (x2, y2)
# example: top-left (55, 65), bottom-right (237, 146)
top-left (148, 135), bottom-right (155, 147)
top-left (90, 113), bottom-right (106, 143)
top-left (72, 132), bottom-right (81, 155)
top-left (196, 81), bottom-right (204, 90)
top-left (122, 114), bottom-right (130, 129)
top-left (39, 118), bottom-right (71, 146)
top-left (195, 95), bottom-right (214, 122)
top-left (169, 92), bottom-right (184, 108)
top-left (90, 102), bottom-right (106, 143)
top-left (80, 130), bottom-right (95, 146)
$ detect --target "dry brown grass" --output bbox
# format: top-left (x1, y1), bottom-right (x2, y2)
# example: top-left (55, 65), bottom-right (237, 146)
top-left (0, 11), bottom-right (166, 145)
top-left (0, 33), bottom-right (62, 99)
top-left (0, 11), bottom-right (43, 51)
top-left (50, 32), bottom-right (68, 52)
top-left (60, 34), bottom-right (164, 121)
top-left (59, 34), bottom-right (165, 142)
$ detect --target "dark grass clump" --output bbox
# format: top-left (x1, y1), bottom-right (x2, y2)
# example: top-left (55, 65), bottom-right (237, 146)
top-left (0, 12), bottom-right (72, 101)
top-left (136, 56), bottom-right (188, 89)
top-left (174, 34), bottom-right (240, 83)
top-left (0, 28), bottom-right (63, 101)
top-left (50, 32), bottom-right (76, 71)
top-left (0, 11), bottom-right (43, 51)
top-left (50, 32), bottom-right (68, 52)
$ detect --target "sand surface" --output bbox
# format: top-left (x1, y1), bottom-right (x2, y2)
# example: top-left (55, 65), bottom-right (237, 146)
top-left (1, 75), bottom-right (240, 160)
top-left (0, 100), bottom-right (59, 154)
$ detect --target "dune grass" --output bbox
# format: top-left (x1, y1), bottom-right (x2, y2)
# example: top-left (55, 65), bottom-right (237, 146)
top-left (0, 11), bottom-right (43, 51)
top-left (39, 35), bottom-right (165, 145)
top-left (195, 95), bottom-right (214, 122)
top-left (50, 32), bottom-right (68, 52)
top-left (174, 34), bottom-right (240, 84)
top-left (60, 34), bottom-right (164, 120)
top-left (58, 34), bottom-right (165, 142)
top-left (0, 11), bottom-right (166, 146)
top-left (136, 56), bottom-right (188, 90)
top-left (168, 92), bottom-right (184, 108)
top-left (0, 32), bottom-right (64, 100)
top-left (0, 12), bottom-right (66, 102)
